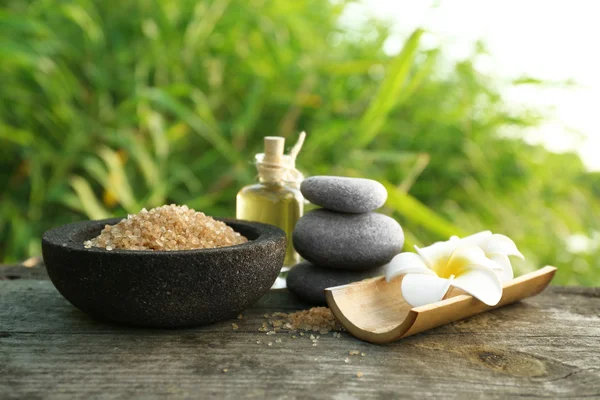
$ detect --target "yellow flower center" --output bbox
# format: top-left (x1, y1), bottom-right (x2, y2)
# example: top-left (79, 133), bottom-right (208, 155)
top-left (432, 252), bottom-right (470, 279)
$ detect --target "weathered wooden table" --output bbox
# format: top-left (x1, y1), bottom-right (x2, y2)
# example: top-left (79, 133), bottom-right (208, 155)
top-left (1, 262), bottom-right (599, 399)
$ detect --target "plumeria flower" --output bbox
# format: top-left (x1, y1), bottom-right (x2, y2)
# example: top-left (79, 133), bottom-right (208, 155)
top-left (449, 231), bottom-right (524, 282)
top-left (385, 231), bottom-right (524, 308)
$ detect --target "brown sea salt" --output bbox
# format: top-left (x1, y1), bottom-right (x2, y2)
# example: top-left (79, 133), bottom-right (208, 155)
top-left (286, 307), bottom-right (344, 333)
top-left (261, 307), bottom-right (344, 335)
top-left (84, 204), bottom-right (247, 251)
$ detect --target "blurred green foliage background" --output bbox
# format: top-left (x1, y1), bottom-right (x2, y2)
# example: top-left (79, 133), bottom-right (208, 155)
top-left (1, 0), bottom-right (599, 285)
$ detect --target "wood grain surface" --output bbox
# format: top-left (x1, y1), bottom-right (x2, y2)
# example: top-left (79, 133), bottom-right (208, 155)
top-left (1, 264), bottom-right (599, 399)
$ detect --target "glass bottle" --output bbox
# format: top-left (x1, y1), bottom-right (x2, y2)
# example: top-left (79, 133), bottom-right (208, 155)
top-left (236, 134), bottom-right (305, 268)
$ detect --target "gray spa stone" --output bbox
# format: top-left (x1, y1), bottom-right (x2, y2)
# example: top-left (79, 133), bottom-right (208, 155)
top-left (287, 261), bottom-right (385, 305)
top-left (292, 209), bottom-right (404, 270)
top-left (300, 176), bottom-right (387, 213)
top-left (42, 217), bottom-right (286, 328)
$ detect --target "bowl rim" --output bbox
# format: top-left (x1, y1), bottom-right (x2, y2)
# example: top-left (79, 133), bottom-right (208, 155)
top-left (42, 217), bottom-right (286, 256)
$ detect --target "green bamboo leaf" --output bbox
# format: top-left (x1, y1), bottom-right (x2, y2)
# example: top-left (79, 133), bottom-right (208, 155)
top-left (60, 3), bottom-right (105, 46)
top-left (318, 60), bottom-right (384, 75)
top-left (169, 163), bottom-right (203, 193)
top-left (349, 150), bottom-right (424, 163)
top-left (144, 109), bottom-right (169, 163)
top-left (395, 49), bottom-right (439, 104)
top-left (0, 40), bottom-right (41, 67)
top-left (69, 176), bottom-right (111, 220)
top-left (6, 216), bottom-right (32, 263)
top-left (397, 153), bottom-right (431, 193)
top-left (183, 0), bottom-right (231, 64)
top-left (232, 79), bottom-right (266, 147)
top-left (143, 181), bottom-right (167, 208)
top-left (357, 28), bottom-right (424, 147)
top-left (27, 156), bottom-right (45, 220)
top-left (139, 88), bottom-right (239, 163)
top-left (401, 228), bottom-right (424, 251)
top-left (82, 157), bottom-right (110, 187)
top-left (383, 181), bottom-right (466, 239)
top-left (512, 77), bottom-right (544, 85)
top-left (126, 137), bottom-right (160, 188)
top-left (97, 147), bottom-right (137, 211)
top-left (0, 124), bottom-right (35, 146)
top-left (185, 191), bottom-right (223, 211)
top-left (0, 11), bottom-right (48, 35)
top-left (57, 193), bottom-right (86, 214)
top-left (190, 89), bottom-right (220, 131)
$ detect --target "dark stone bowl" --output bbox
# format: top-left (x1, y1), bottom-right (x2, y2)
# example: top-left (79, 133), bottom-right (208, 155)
top-left (42, 218), bottom-right (286, 328)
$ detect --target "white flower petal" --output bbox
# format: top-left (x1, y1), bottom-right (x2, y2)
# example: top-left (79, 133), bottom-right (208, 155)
top-left (414, 240), bottom-right (458, 269)
top-left (451, 266), bottom-right (503, 306)
top-left (481, 234), bottom-right (525, 259)
top-left (385, 252), bottom-right (435, 282)
top-left (488, 252), bottom-right (514, 282)
top-left (401, 274), bottom-right (453, 307)
top-left (459, 231), bottom-right (492, 246)
top-left (446, 245), bottom-right (500, 276)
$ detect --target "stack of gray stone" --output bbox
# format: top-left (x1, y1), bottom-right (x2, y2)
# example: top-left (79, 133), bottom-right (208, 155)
top-left (287, 176), bottom-right (404, 305)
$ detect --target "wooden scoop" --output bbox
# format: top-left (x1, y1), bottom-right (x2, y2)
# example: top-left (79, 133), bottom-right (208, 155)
top-left (325, 266), bottom-right (556, 344)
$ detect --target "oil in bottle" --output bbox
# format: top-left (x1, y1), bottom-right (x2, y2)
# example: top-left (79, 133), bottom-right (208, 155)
top-left (236, 133), bottom-right (305, 267)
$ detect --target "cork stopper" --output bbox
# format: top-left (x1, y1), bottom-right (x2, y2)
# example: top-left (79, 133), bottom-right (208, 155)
top-left (263, 136), bottom-right (285, 165)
